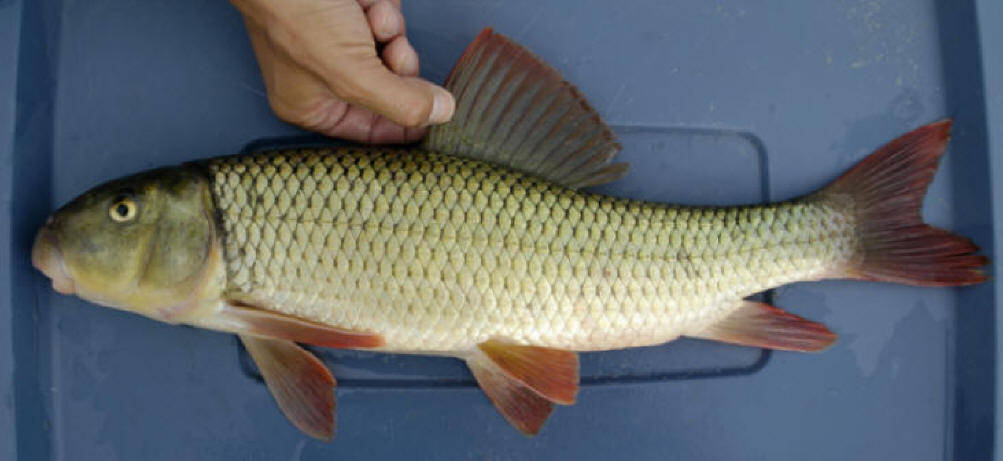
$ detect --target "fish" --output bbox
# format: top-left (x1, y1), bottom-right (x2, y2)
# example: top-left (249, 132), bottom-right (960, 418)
top-left (31, 28), bottom-right (987, 439)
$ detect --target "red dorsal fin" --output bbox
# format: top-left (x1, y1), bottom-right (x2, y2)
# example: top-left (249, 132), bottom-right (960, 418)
top-left (240, 335), bottom-right (336, 440)
top-left (466, 340), bottom-right (579, 435)
top-left (692, 301), bottom-right (837, 352)
top-left (423, 27), bottom-right (627, 189)
top-left (200, 301), bottom-right (385, 349)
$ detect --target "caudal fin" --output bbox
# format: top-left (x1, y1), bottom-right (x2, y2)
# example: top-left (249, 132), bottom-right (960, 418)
top-left (824, 119), bottom-right (987, 286)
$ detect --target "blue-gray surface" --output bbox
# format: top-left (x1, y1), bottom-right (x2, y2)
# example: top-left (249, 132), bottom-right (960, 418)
top-left (985, 0), bottom-right (1003, 455)
top-left (1, 1), bottom-right (23, 460)
top-left (3, 0), bottom-right (1000, 460)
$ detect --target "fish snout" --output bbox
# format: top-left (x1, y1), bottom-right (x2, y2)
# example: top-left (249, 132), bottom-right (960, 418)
top-left (32, 222), bottom-right (76, 295)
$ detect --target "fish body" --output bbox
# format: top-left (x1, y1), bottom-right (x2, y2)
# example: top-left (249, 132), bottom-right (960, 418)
top-left (31, 29), bottom-right (986, 439)
top-left (204, 147), bottom-right (852, 352)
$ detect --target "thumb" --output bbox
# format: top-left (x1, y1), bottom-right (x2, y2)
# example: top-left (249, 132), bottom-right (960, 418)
top-left (330, 60), bottom-right (455, 127)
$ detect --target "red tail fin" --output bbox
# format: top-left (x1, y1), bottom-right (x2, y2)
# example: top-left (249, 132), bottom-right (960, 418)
top-left (824, 119), bottom-right (987, 286)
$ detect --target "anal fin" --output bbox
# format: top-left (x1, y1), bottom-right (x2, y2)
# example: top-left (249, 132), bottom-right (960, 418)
top-left (691, 301), bottom-right (837, 352)
top-left (465, 339), bottom-right (579, 435)
top-left (240, 335), bottom-right (336, 440)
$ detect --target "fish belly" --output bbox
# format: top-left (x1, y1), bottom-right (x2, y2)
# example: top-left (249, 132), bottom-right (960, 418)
top-left (205, 148), bottom-right (857, 352)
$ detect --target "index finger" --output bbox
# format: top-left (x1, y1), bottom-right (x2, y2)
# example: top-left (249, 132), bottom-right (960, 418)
top-left (326, 57), bottom-right (454, 127)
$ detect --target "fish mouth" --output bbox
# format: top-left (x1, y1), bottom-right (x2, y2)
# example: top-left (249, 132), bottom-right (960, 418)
top-left (32, 222), bottom-right (76, 295)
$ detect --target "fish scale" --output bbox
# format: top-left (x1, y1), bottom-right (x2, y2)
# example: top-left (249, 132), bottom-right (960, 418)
top-left (205, 147), bottom-right (856, 352)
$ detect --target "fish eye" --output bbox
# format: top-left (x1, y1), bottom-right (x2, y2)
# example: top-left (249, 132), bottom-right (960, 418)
top-left (109, 196), bottom-right (138, 222)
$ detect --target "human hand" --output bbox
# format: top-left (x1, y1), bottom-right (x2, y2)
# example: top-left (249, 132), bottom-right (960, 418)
top-left (231, 0), bottom-right (455, 143)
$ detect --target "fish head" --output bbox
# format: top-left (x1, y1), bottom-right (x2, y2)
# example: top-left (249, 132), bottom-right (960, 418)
top-left (32, 167), bottom-right (220, 322)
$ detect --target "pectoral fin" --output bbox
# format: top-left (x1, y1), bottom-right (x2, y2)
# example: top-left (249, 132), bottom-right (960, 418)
top-left (691, 301), bottom-right (837, 352)
top-left (206, 302), bottom-right (384, 349)
top-left (240, 335), bottom-right (336, 440)
top-left (465, 340), bottom-right (579, 435)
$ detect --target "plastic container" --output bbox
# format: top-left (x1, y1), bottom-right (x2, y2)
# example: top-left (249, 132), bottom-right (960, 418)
top-left (3, 0), bottom-right (1000, 459)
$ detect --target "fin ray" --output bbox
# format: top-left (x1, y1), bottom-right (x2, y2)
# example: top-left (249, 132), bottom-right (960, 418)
top-left (477, 339), bottom-right (579, 404)
top-left (822, 119), bottom-right (987, 286)
top-left (692, 301), bottom-right (837, 352)
top-left (464, 339), bottom-right (579, 435)
top-left (205, 301), bottom-right (385, 349)
top-left (240, 335), bottom-right (336, 440)
top-left (424, 28), bottom-right (626, 189)
top-left (467, 355), bottom-right (554, 436)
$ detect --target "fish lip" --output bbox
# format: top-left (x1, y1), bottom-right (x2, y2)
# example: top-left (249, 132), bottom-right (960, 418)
top-left (32, 224), bottom-right (76, 295)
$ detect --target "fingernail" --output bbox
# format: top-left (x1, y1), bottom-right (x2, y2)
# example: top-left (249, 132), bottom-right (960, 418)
top-left (428, 88), bottom-right (455, 124)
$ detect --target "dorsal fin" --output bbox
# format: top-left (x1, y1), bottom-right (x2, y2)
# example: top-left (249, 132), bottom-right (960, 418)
top-left (423, 28), bottom-right (628, 189)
